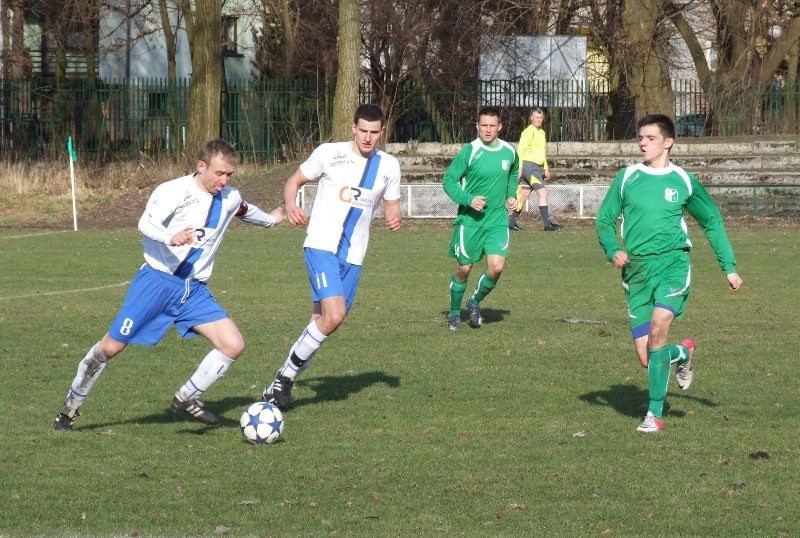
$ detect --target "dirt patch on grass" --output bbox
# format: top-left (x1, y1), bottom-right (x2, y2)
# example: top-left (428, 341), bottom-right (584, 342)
top-left (78, 161), bottom-right (296, 229)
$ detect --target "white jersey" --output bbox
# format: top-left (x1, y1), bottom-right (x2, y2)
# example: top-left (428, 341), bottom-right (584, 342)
top-left (301, 142), bottom-right (401, 265)
top-left (138, 174), bottom-right (275, 282)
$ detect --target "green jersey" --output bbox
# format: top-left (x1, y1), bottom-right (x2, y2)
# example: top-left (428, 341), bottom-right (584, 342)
top-left (596, 162), bottom-right (737, 273)
top-left (443, 138), bottom-right (519, 228)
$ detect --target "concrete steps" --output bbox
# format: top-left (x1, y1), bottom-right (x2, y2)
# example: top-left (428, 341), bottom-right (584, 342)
top-left (402, 168), bottom-right (800, 185)
top-left (386, 140), bottom-right (800, 186)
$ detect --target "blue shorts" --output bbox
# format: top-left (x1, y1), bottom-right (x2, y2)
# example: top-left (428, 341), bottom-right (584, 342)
top-left (107, 264), bottom-right (229, 345)
top-left (304, 248), bottom-right (361, 311)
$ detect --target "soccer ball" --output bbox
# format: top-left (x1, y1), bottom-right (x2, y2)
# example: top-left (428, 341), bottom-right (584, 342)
top-left (240, 401), bottom-right (284, 444)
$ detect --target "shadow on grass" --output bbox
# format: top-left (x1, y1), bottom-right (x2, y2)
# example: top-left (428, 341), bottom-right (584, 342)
top-left (442, 308), bottom-right (511, 326)
top-left (72, 370), bottom-right (400, 432)
top-left (579, 383), bottom-right (717, 419)
top-left (291, 370), bottom-right (400, 409)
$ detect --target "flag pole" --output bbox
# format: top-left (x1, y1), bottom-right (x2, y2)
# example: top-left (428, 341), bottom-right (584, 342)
top-left (68, 137), bottom-right (78, 231)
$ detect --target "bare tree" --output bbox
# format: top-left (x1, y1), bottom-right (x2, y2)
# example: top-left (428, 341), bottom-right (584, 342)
top-left (2, 0), bottom-right (33, 78)
top-left (621, 0), bottom-right (675, 117)
top-left (155, 0), bottom-right (182, 152)
top-left (331, 0), bottom-right (359, 140)
top-left (174, 0), bottom-right (223, 161)
top-left (667, 0), bottom-right (800, 135)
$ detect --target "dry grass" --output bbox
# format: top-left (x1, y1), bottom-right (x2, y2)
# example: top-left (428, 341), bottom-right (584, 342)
top-left (0, 157), bottom-right (287, 228)
top-left (0, 157), bottom-right (191, 195)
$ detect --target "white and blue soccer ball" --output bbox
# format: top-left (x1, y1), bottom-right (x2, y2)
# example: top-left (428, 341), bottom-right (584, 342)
top-left (240, 401), bottom-right (284, 444)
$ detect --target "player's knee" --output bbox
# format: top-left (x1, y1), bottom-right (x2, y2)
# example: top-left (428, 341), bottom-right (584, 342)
top-left (487, 261), bottom-right (505, 278)
top-left (327, 310), bottom-right (346, 330)
top-left (99, 335), bottom-right (125, 358)
top-left (228, 340), bottom-right (245, 360)
top-left (216, 344), bottom-right (243, 361)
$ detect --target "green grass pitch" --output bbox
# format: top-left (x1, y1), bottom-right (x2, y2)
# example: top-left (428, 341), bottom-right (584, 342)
top-left (0, 221), bottom-right (797, 535)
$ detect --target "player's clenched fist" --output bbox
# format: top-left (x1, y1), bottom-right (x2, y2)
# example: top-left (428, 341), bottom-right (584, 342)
top-left (170, 227), bottom-right (196, 246)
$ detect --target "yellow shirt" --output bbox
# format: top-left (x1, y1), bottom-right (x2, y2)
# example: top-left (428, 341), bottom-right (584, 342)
top-left (517, 124), bottom-right (548, 170)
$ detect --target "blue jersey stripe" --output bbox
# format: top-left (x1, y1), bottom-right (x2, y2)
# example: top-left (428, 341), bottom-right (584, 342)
top-left (174, 247), bottom-right (203, 278)
top-left (359, 154), bottom-right (381, 189)
top-left (336, 207), bottom-right (362, 260)
top-left (336, 154), bottom-right (381, 260)
top-left (205, 192), bottom-right (223, 227)
top-left (175, 192), bottom-right (222, 278)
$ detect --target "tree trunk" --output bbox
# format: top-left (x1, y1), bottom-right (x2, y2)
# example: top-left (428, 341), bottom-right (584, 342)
top-left (278, 0), bottom-right (299, 78)
top-left (606, 66), bottom-right (637, 139)
top-left (81, 3), bottom-right (101, 155)
top-left (622, 0), bottom-right (674, 119)
top-left (186, 0), bottom-right (223, 164)
top-left (10, 0), bottom-right (30, 78)
top-left (158, 0), bottom-right (180, 153)
top-left (332, 0), bottom-right (360, 141)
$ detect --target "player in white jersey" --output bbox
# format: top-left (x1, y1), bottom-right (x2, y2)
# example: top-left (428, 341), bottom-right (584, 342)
top-left (261, 104), bottom-right (402, 411)
top-left (54, 139), bottom-right (285, 430)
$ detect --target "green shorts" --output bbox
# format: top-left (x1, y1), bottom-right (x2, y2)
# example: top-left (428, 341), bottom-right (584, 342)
top-left (448, 223), bottom-right (509, 265)
top-left (622, 251), bottom-right (692, 339)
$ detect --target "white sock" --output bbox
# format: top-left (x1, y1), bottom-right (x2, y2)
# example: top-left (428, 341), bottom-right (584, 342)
top-left (64, 342), bottom-right (109, 414)
top-left (278, 320), bottom-right (327, 380)
top-left (176, 349), bottom-right (234, 401)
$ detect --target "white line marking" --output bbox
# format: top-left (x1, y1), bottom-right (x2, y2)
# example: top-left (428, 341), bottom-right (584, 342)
top-left (0, 281), bottom-right (130, 302)
top-left (0, 230), bottom-right (70, 240)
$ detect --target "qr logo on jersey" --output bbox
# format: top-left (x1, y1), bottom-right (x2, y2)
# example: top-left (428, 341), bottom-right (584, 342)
top-left (339, 186), bottom-right (375, 209)
top-left (664, 188), bottom-right (679, 203)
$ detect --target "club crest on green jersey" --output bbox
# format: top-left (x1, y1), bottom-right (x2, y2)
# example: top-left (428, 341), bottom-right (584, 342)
top-left (502, 160), bottom-right (511, 171)
top-left (664, 188), bottom-right (679, 202)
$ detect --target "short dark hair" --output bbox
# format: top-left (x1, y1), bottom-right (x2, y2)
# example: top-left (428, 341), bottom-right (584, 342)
top-left (637, 114), bottom-right (676, 140)
top-left (354, 104), bottom-right (385, 126)
top-left (198, 138), bottom-right (237, 164)
top-left (477, 106), bottom-right (502, 121)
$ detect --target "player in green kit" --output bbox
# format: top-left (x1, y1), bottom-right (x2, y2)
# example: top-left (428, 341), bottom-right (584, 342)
top-left (596, 114), bottom-right (743, 433)
top-left (443, 106), bottom-right (519, 330)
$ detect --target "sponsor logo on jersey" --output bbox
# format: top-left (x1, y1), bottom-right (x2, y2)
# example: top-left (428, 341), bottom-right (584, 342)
top-left (176, 193), bottom-right (199, 211)
top-left (339, 186), bottom-right (375, 209)
top-left (193, 227), bottom-right (218, 247)
top-left (330, 151), bottom-right (353, 168)
top-left (664, 188), bottom-right (679, 202)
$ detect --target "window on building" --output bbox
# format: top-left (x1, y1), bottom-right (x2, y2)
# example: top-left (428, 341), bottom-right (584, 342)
top-left (222, 16), bottom-right (241, 57)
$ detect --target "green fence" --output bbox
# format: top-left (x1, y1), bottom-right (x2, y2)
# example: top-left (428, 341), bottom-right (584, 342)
top-left (1, 76), bottom-right (799, 161)
top-left (0, 77), bottom-right (328, 161)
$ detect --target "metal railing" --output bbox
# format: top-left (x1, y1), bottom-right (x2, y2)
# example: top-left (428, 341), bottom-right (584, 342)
top-left (300, 184), bottom-right (800, 219)
top-left (2, 76), bottom-right (799, 161)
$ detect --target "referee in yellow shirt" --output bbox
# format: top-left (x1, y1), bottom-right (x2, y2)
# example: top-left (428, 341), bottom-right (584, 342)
top-left (509, 107), bottom-right (562, 231)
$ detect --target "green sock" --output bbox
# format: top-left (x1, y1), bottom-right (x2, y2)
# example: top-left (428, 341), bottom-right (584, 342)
top-left (449, 277), bottom-right (467, 316)
top-left (470, 271), bottom-right (497, 304)
top-left (647, 346), bottom-right (671, 418)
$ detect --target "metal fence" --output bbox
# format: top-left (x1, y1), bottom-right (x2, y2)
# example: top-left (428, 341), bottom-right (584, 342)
top-left (300, 184), bottom-right (800, 219)
top-left (2, 76), bottom-right (799, 161)
top-left (0, 77), bottom-right (326, 161)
